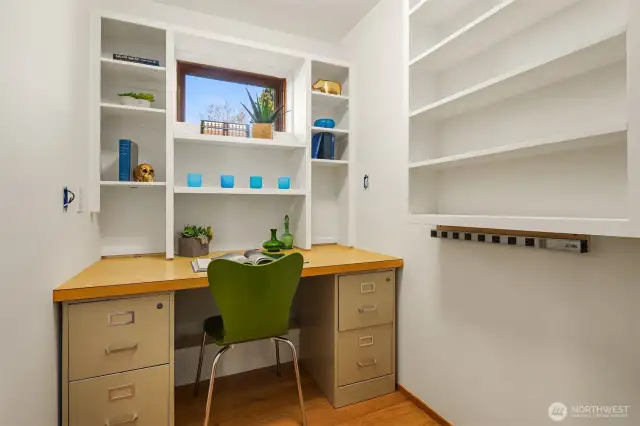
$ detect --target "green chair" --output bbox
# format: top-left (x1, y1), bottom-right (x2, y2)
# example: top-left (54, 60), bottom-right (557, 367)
top-left (193, 253), bottom-right (307, 426)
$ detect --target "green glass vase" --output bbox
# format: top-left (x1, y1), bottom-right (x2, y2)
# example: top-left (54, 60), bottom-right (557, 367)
top-left (263, 228), bottom-right (284, 253)
top-left (280, 215), bottom-right (294, 250)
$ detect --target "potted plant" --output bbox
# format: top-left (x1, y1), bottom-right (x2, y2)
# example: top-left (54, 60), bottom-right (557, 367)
top-left (118, 92), bottom-right (156, 108)
top-left (177, 225), bottom-right (213, 257)
top-left (241, 88), bottom-right (285, 139)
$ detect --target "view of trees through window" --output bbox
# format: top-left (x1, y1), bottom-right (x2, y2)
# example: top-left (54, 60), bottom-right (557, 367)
top-left (184, 75), bottom-right (276, 125)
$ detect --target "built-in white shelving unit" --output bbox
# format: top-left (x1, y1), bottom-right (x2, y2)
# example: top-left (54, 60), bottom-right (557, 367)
top-left (310, 60), bottom-right (353, 245)
top-left (90, 13), bottom-right (354, 257)
top-left (407, 0), bottom-right (637, 237)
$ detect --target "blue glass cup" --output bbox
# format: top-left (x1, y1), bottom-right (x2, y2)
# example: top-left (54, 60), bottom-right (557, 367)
top-left (250, 176), bottom-right (263, 189)
top-left (278, 177), bottom-right (291, 190)
top-left (221, 175), bottom-right (234, 188)
top-left (187, 173), bottom-right (202, 188)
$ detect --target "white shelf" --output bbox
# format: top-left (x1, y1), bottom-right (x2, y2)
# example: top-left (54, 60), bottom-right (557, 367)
top-left (409, 214), bottom-right (630, 237)
top-left (101, 181), bottom-right (166, 188)
top-left (174, 187), bottom-right (306, 196)
top-left (409, 124), bottom-right (627, 170)
top-left (100, 102), bottom-right (166, 117)
top-left (410, 30), bottom-right (626, 120)
top-left (174, 132), bottom-right (306, 149)
top-left (312, 126), bottom-right (349, 136)
top-left (409, 0), bottom-right (475, 24)
top-left (101, 57), bottom-right (166, 74)
top-left (409, 0), bottom-right (581, 72)
top-left (312, 159), bottom-right (349, 168)
top-left (312, 91), bottom-right (349, 109)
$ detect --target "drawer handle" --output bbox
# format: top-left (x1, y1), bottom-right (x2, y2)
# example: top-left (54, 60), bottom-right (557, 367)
top-left (358, 359), bottom-right (377, 368)
top-left (359, 336), bottom-right (374, 347)
top-left (105, 343), bottom-right (138, 355)
top-left (108, 311), bottom-right (135, 327)
top-left (105, 414), bottom-right (138, 426)
top-left (360, 282), bottom-right (376, 293)
top-left (358, 304), bottom-right (378, 313)
top-left (108, 383), bottom-right (136, 401)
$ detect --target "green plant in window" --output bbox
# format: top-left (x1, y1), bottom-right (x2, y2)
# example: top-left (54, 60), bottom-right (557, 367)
top-left (178, 225), bottom-right (213, 245)
top-left (118, 92), bottom-right (156, 103)
top-left (241, 88), bottom-right (284, 123)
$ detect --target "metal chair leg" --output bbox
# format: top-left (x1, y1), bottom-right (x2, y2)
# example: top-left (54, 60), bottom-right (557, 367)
top-left (203, 345), bottom-right (233, 426)
top-left (274, 337), bottom-right (307, 426)
top-left (193, 332), bottom-right (207, 397)
top-left (274, 338), bottom-right (281, 377)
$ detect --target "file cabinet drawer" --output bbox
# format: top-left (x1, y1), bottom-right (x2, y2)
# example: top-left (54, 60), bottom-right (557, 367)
top-left (337, 324), bottom-right (393, 386)
top-left (68, 294), bottom-right (170, 381)
top-left (338, 271), bottom-right (394, 331)
top-left (69, 365), bottom-right (169, 426)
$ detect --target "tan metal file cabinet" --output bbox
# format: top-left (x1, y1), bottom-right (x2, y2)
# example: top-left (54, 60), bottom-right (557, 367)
top-left (299, 270), bottom-right (397, 408)
top-left (62, 293), bottom-right (175, 426)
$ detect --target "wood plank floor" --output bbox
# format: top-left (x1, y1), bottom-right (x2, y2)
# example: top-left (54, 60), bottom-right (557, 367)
top-left (176, 363), bottom-right (438, 426)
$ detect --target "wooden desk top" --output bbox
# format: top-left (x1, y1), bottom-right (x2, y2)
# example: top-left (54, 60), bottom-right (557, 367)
top-left (53, 245), bottom-right (403, 302)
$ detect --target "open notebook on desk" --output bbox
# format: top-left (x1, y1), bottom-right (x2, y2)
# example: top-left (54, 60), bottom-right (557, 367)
top-left (192, 250), bottom-right (277, 273)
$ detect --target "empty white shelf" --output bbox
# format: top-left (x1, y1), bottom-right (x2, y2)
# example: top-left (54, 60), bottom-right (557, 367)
top-left (410, 30), bottom-right (626, 121)
top-left (312, 159), bottom-right (349, 167)
top-left (312, 91), bottom-right (349, 110)
top-left (409, 214), bottom-right (630, 237)
top-left (101, 181), bottom-right (166, 188)
top-left (174, 187), bottom-right (306, 196)
top-left (101, 58), bottom-right (166, 81)
top-left (409, 0), bottom-right (476, 24)
top-left (100, 102), bottom-right (166, 117)
top-left (174, 132), bottom-right (306, 149)
top-left (410, 0), bottom-right (581, 72)
top-left (311, 127), bottom-right (349, 136)
top-left (409, 124), bottom-right (627, 170)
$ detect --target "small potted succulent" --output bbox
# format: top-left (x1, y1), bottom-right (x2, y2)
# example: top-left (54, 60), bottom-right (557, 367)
top-left (118, 92), bottom-right (156, 108)
top-left (177, 225), bottom-right (213, 257)
top-left (241, 88), bottom-right (285, 139)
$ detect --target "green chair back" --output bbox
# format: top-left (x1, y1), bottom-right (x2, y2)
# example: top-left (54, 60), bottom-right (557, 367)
top-left (206, 253), bottom-right (304, 345)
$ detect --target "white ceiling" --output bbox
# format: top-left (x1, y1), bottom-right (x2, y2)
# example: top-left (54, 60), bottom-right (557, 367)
top-left (154, 0), bottom-right (382, 43)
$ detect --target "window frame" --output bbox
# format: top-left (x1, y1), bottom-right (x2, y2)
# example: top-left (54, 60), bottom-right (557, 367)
top-left (177, 61), bottom-right (287, 131)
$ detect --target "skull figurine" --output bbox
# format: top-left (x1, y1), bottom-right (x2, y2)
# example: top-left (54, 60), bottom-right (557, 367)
top-left (134, 163), bottom-right (155, 182)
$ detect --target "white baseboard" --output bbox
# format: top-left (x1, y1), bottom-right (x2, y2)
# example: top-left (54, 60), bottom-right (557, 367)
top-left (174, 329), bottom-right (300, 387)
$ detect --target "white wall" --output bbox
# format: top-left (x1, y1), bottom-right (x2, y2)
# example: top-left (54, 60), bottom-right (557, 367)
top-left (342, 1), bottom-right (639, 425)
top-left (0, 0), bottom-right (100, 425)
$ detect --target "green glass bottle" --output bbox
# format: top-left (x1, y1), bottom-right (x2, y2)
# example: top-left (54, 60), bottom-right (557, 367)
top-left (263, 228), bottom-right (284, 253)
top-left (280, 215), bottom-right (294, 249)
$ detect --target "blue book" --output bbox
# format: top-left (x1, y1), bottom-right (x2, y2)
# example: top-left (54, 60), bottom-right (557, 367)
top-left (312, 132), bottom-right (336, 160)
top-left (119, 140), bottom-right (139, 181)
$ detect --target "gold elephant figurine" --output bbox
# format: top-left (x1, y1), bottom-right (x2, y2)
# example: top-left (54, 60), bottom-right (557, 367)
top-left (312, 80), bottom-right (342, 96)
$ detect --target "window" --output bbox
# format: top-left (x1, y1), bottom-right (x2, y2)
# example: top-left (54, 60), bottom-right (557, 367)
top-left (177, 61), bottom-right (286, 131)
